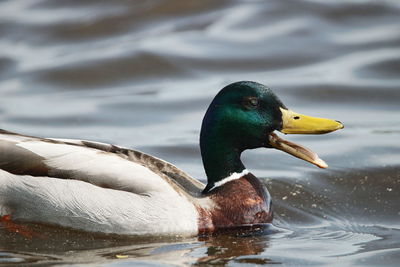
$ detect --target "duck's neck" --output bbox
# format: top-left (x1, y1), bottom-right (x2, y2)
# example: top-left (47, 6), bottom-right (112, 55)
top-left (200, 130), bottom-right (246, 193)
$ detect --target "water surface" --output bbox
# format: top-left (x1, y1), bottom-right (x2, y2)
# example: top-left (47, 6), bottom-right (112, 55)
top-left (0, 0), bottom-right (400, 266)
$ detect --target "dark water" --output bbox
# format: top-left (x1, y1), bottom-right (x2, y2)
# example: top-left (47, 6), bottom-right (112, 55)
top-left (1, 0), bottom-right (400, 265)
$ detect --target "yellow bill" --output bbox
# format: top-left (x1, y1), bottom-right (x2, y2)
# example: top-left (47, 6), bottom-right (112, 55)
top-left (280, 107), bottom-right (343, 134)
top-left (267, 108), bottom-right (343, 168)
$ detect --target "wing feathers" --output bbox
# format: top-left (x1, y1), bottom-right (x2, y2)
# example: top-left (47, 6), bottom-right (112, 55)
top-left (0, 140), bottom-right (49, 176)
top-left (0, 129), bottom-right (203, 195)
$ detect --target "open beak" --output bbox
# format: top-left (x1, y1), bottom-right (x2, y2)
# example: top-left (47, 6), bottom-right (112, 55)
top-left (268, 108), bottom-right (344, 169)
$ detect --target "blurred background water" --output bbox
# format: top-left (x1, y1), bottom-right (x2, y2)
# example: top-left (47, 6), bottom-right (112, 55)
top-left (0, 0), bottom-right (400, 266)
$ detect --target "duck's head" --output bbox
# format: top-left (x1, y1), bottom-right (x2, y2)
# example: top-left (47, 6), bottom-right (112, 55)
top-left (200, 81), bottom-right (343, 192)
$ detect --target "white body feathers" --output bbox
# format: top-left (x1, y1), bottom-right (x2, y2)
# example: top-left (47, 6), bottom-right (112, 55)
top-left (0, 130), bottom-right (202, 236)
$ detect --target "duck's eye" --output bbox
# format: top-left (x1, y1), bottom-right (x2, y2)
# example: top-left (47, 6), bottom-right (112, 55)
top-left (243, 97), bottom-right (259, 109)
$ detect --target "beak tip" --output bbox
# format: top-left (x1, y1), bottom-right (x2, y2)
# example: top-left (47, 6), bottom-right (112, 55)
top-left (335, 120), bottom-right (344, 130)
top-left (315, 158), bottom-right (328, 169)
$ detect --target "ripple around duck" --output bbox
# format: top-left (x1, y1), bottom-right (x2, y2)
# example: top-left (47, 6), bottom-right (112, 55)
top-left (0, 222), bottom-right (397, 266)
top-left (268, 166), bottom-right (400, 227)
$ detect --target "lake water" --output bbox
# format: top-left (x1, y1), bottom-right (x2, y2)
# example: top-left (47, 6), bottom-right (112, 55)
top-left (0, 0), bottom-right (400, 266)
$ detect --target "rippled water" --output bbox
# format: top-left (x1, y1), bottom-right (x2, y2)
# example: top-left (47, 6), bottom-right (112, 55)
top-left (1, 0), bottom-right (400, 266)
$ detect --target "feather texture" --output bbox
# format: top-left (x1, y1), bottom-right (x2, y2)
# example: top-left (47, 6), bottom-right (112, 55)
top-left (0, 170), bottom-right (198, 235)
top-left (0, 129), bottom-right (202, 235)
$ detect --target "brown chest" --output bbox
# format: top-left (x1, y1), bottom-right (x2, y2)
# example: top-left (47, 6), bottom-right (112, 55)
top-left (197, 174), bottom-right (273, 234)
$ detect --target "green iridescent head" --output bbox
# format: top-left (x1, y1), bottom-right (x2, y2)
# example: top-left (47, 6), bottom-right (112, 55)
top-left (201, 81), bottom-right (285, 152)
top-left (200, 81), bottom-right (343, 193)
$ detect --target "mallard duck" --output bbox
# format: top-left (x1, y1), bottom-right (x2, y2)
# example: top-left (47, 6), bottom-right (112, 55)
top-left (0, 81), bottom-right (343, 236)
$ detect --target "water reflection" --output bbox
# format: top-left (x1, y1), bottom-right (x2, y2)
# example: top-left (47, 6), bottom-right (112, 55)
top-left (195, 234), bottom-right (273, 266)
top-left (3, 218), bottom-right (398, 266)
top-left (0, 224), bottom-right (277, 266)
